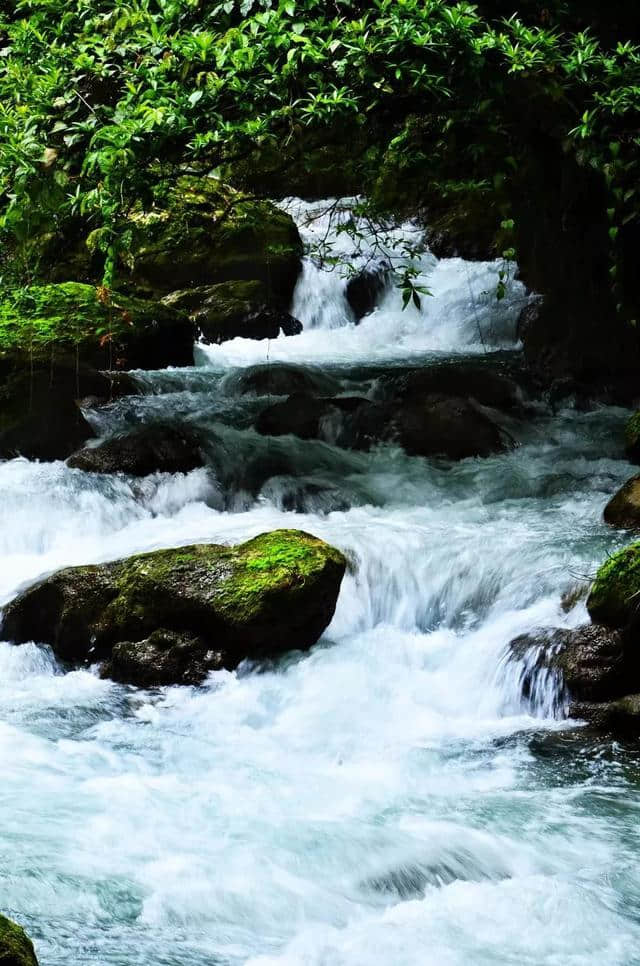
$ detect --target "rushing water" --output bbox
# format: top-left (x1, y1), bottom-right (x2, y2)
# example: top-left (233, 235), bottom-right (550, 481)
top-left (2, 202), bottom-right (640, 965)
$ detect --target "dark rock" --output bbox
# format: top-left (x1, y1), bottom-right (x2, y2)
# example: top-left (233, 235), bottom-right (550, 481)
top-left (390, 362), bottom-right (523, 412)
top-left (604, 476), bottom-right (640, 530)
top-left (1, 530), bottom-right (346, 683)
top-left (345, 262), bottom-right (390, 320)
top-left (625, 412), bottom-right (640, 464)
top-left (0, 359), bottom-right (138, 462)
top-left (226, 363), bottom-right (341, 398)
top-left (516, 299), bottom-right (543, 344)
top-left (163, 280), bottom-right (302, 344)
top-left (509, 624), bottom-right (627, 703)
top-left (396, 394), bottom-right (508, 460)
top-left (66, 424), bottom-right (203, 476)
top-left (103, 630), bottom-right (222, 687)
top-left (0, 915), bottom-right (38, 966)
top-left (255, 393), bottom-right (391, 451)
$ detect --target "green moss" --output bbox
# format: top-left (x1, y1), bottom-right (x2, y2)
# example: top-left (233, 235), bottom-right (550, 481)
top-left (0, 914), bottom-right (38, 965)
top-left (0, 282), bottom-right (189, 367)
top-left (625, 412), bottom-right (640, 453)
top-left (587, 542), bottom-right (640, 627)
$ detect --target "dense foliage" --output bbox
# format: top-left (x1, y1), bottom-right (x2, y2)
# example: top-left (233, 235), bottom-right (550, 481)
top-left (0, 0), bottom-right (639, 319)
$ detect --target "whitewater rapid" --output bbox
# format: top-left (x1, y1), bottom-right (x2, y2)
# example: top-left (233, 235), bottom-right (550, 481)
top-left (1, 201), bottom-right (639, 965)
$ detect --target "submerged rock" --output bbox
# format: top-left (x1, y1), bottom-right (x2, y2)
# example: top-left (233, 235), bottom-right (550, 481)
top-left (1, 530), bottom-right (346, 684)
top-left (0, 359), bottom-right (136, 462)
top-left (0, 915), bottom-right (38, 965)
top-left (604, 476), bottom-right (640, 530)
top-left (163, 280), bottom-right (302, 344)
top-left (66, 424), bottom-right (203, 476)
top-left (587, 542), bottom-right (640, 628)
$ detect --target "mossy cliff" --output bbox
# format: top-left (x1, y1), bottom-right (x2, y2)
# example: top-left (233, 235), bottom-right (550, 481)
top-left (0, 915), bottom-right (38, 966)
top-left (1, 530), bottom-right (347, 685)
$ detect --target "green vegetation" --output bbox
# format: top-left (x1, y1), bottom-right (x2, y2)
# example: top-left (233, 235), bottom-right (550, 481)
top-left (587, 542), bottom-right (640, 628)
top-left (0, 914), bottom-right (39, 966)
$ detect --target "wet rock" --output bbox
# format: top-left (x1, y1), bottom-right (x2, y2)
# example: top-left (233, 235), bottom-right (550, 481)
top-left (345, 262), bottom-right (390, 320)
top-left (587, 542), bottom-right (640, 628)
top-left (390, 362), bottom-right (523, 412)
top-left (255, 393), bottom-right (391, 450)
top-left (0, 915), bottom-right (39, 965)
top-left (396, 394), bottom-right (508, 460)
top-left (227, 363), bottom-right (341, 398)
top-left (604, 476), bottom-right (640, 530)
top-left (0, 359), bottom-right (139, 462)
top-left (601, 693), bottom-right (640, 734)
top-left (1, 530), bottom-right (346, 682)
top-left (510, 625), bottom-right (627, 703)
top-left (103, 630), bottom-right (222, 687)
top-left (66, 424), bottom-right (203, 476)
top-left (625, 412), bottom-right (640, 464)
top-left (163, 280), bottom-right (302, 344)
top-left (122, 175), bottom-right (303, 301)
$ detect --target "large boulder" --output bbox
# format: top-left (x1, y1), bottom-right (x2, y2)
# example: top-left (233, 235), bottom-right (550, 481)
top-left (395, 394), bottom-right (509, 460)
top-left (163, 280), bottom-right (302, 344)
top-left (255, 394), bottom-right (392, 450)
top-left (120, 176), bottom-right (303, 301)
top-left (389, 362), bottom-right (523, 412)
top-left (66, 424), bottom-right (203, 476)
top-left (1, 530), bottom-right (346, 684)
top-left (0, 282), bottom-right (195, 371)
top-left (0, 358), bottom-right (137, 462)
top-left (0, 915), bottom-right (38, 966)
top-left (587, 542), bottom-right (640, 628)
top-left (509, 624), bottom-right (627, 704)
top-left (604, 476), bottom-right (640, 530)
top-left (225, 363), bottom-right (341, 398)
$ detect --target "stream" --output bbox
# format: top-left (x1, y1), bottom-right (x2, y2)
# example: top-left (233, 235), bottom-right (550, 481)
top-left (2, 200), bottom-right (640, 965)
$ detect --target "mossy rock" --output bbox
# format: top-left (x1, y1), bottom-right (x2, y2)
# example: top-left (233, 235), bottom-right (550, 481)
top-left (0, 915), bottom-right (38, 966)
top-left (0, 282), bottom-right (194, 370)
top-left (121, 176), bottom-right (303, 301)
top-left (162, 279), bottom-right (302, 344)
top-left (1, 530), bottom-right (347, 683)
top-left (604, 476), bottom-right (640, 530)
top-left (587, 543), bottom-right (640, 628)
top-left (625, 412), bottom-right (640, 463)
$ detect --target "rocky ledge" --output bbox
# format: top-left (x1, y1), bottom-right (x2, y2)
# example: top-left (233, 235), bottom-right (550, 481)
top-left (0, 530), bottom-right (346, 687)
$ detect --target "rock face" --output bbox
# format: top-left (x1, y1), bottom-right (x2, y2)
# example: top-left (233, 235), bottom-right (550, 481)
top-left (122, 176), bottom-right (303, 302)
top-left (163, 280), bottom-right (302, 344)
top-left (625, 412), bottom-right (640, 463)
top-left (0, 915), bottom-right (38, 966)
top-left (0, 359), bottom-right (137, 462)
top-left (604, 476), bottom-right (640, 530)
top-left (66, 425), bottom-right (203, 476)
top-left (586, 542), bottom-right (640, 629)
top-left (1, 530), bottom-right (346, 685)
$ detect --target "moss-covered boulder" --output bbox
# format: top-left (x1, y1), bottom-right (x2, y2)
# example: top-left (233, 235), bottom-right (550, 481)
top-left (162, 280), bottom-right (302, 344)
top-left (604, 476), bottom-right (640, 530)
top-left (0, 282), bottom-right (194, 371)
top-left (0, 915), bottom-right (38, 965)
top-left (0, 358), bottom-right (138, 461)
top-left (121, 176), bottom-right (303, 301)
top-left (587, 543), bottom-right (640, 628)
top-left (625, 412), bottom-right (640, 463)
top-left (1, 530), bottom-right (346, 684)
